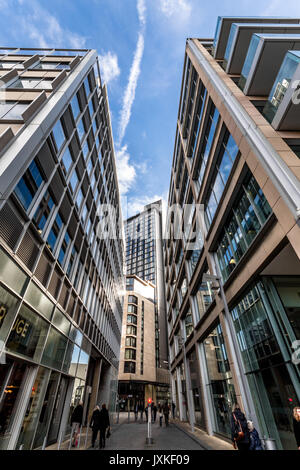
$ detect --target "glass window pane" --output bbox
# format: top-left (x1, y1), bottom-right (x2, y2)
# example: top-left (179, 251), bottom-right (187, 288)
top-left (52, 120), bottom-right (65, 153)
top-left (5, 304), bottom-right (49, 362)
top-left (0, 249), bottom-right (28, 295)
top-left (24, 282), bottom-right (54, 320)
top-left (41, 327), bottom-right (68, 370)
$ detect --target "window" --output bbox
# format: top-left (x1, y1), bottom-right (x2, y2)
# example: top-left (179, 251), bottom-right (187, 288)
top-left (67, 245), bottom-right (78, 278)
top-left (216, 173), bottom-right (272, 281)
top-left (194, 268), bottom-right (215, 321)
top-left (125, 336), bottom-right (136, 347)
top-left (125, 349), bottom-right (136, 360)
top-left (58, 230), bottom-right (71, 266)
top-left (128, 295), bottom-right (138, 305)
top-left (184, 308), bottom-right (194, 339)
top-left (77, 119), bottom-right (85, 141)
top-left (75, 188), bottom-right (84, 209)
top-left (82, 141), bottom-right (89, 160)
top-left (33, 190), bottom-right (54, 232)
top-left (205, 129), bottom-right (239, 226)
top-left (0, 101), bottom-right (28, 120)
top-left (126, 325), bottom-right (137, 335)
top-left (71, 93), bottom-right (80, 121)
top-left (124, 361), bottom-right (136, 373)
top-left (61, 147), bottom-right (73, 175)
top-left (127, 304), bottom-right (137, 314)
top-left (69, 169), bottom-right (79, 193)
top-left (14, 159), bottom-right (44, 210)
top-left (47, 212), bottom-right (63, 252)
top-left (84, 76), bottom-right (91, 98)
top-left (127, 314), bottom-right (137, 325)
top-left (52, 119), bottom-right (66, 153)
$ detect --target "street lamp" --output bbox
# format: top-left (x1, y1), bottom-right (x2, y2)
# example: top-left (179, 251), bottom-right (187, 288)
top-left (176, 334), bottom-right (195, 434)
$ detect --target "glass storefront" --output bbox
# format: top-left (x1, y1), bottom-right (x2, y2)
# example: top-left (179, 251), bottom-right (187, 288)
top-left (231, 282), bottom-right (300, 449)
top-left (203, 322), bottom-right (237, 438)
top-left (0, 359), bottom-right (28, 449)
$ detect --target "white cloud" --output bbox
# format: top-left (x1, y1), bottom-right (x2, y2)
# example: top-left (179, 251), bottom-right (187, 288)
top-left (137, 0), bottom-right (147, 26)
top-left (125, 192), bottom-right (169, 230)
top-left (14, 0), bottom-right (86, 49)
top-left (118, 0), bottom-right (146, 144)
top-left (98, 51), bottom-right (120, 84)
top-left (115, 145), bottom-right (137, 196)
top-left (159, 0), bottom-right (192, 19)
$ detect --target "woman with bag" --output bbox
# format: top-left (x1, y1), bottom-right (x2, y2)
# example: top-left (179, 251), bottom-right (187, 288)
top-left (230, 404), bottom-right (250, 451)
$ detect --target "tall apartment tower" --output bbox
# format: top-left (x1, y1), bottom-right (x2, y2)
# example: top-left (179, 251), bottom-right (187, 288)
top-left (0, 47), bottom-right (125, 450)
top-left (124, 201), bottom-right (169, 395)
top-left (165, 17), bottom-right (300, 450)
top-left (118, 275), bottom-right (169, 409)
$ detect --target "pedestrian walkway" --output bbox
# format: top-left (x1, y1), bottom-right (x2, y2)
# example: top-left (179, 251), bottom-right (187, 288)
top-left (46, 416), bottom-right (204, 451)
top-left (172, 419), bottom-right (233, 451)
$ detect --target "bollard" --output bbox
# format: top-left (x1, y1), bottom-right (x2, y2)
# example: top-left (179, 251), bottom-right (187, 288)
top-left (146, 403), bottom-right (154, 445)
top-left (263, 437), bottom-right (277, 450)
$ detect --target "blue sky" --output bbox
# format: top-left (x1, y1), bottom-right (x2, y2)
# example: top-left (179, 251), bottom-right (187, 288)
top-left (0, 0), bottom-right (299, 220)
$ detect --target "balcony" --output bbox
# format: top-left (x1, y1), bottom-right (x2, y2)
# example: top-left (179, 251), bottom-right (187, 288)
top-left (239, 33), bottom-right (300, 96)
top-left (263, 50), bottom-right (300, 130)
top-left (212, 16), bottom-right (300, 60)
top-left (223, 23), bottom-right (300, 74)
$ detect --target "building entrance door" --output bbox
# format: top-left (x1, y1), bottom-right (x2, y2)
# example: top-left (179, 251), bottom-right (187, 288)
top-left (47, 375), bottom-right (68, 445)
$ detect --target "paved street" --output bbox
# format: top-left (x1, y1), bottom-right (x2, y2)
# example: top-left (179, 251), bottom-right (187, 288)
top-left (89, 421), bottom-right (204, 451)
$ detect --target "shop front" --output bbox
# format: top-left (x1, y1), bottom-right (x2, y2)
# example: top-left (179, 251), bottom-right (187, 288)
top-left (203, 322), bottom-right (237, 439)
top-left (231, 280), bottom-right (300, 449)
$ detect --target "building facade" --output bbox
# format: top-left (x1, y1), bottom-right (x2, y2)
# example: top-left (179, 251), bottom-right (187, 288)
top-left (125, 201), bottom-right (169, 373)
top-left (0, 47), bottom-right (125, 449)
top-left (165, 16), bottom-right (300, 450)
top-left (118, 275), bottom-right (169, 409)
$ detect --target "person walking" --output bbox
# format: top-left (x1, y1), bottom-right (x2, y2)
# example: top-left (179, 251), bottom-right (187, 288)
top-left (70, 401), bottom-right (83, 447)
top-left (172, 402), bottom-right (176, 419)
top-left (247, 421), bottom-right (263, 450)
top-left (134, 402), bottom-right (139, 422)
top-left (231, 404), bottom-right (250, 451)
top-left (163, 401), bottom-right (170, 427)
top-left (152, 403), bottom-right (157, 423)
top-left (293, 406), bottom-right (300, 450)
top-left (139, 403), bottom-right (144, 422)
top-left (90, 405), bottom-right (101, 448)
top-left (98, 404), bottom-right (110, 449)
top-left (144, 405), bottom-right (148, 422)
top-left (158, 404), bottom-right (163, 427)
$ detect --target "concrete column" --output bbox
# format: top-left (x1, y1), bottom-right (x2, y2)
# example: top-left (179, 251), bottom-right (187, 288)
top-left (176, 366), bottom-right (187, 421)
top-left (196, 342), bottom-right (214, 436)
top-left (88, 358), bottom-right (102, 422)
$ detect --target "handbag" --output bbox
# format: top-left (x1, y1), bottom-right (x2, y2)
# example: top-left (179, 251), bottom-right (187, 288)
top-left (106, 427), bottom-right (111, 439)
top-left (233, 413), bottom-right (245, 442)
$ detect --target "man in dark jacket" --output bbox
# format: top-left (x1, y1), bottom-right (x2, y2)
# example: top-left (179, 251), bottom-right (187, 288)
top-left (90, 405), bottom-right (101, 448)
top-left (71, 401), bottom-right (83, 447)
top-left (231, 404), bottom-right (250, 451)
top-left (99, 404), bottom-right (110, 449)
top-left (163, 401), bottom-right (170, 427)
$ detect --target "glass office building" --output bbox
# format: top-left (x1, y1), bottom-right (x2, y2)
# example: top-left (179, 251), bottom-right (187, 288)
top-left (166, 16), bottom-right (300, 449)
top-left (0, 47), bottom-right (124, 449)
